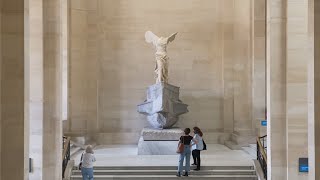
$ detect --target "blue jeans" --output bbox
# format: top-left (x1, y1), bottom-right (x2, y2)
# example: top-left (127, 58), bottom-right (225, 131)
top-left (178, 145), bottom-right (191, 173)
top-left (81, 167), bottom-right (94, 180)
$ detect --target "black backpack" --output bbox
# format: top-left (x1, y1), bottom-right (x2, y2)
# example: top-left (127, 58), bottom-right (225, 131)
top-left (202, 139), bottom-right (207, 150)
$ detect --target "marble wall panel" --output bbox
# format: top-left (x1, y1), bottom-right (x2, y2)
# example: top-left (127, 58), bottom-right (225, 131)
top-left (286, 1), bottom-right (309, 179)
top-left (25, 0), bottom-right (43, 178)
top-left (68, 3), bottom-right (98, 134)
top-left (253, 0), bottom-right (266, 136)
top-left (309, 0), bottom-right (320, 179)
top-left (69, 0), bottom-right (253, 144)
top-left (266, 0), bottom-right (287, 179)
top-left (0, 0), bottom-right (26, 179)
top-left (0, 0), bottom-right (2, 176)
top-left (42, 0), bottom-right (63, 178)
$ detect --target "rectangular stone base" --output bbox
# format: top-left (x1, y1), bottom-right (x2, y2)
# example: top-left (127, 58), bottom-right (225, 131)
top-left (138, 128), bottom-right (183, 155)
top-left (137, 137), bottom-right (179, 155)
top-left (141, 127), bottom-right (183, 141)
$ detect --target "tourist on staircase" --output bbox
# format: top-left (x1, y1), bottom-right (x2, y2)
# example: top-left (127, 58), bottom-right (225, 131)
top-left (191, 127), bottom-right (204, 171)
top-left (176, 128), bottom-right (198, 177)
top-left (80, 145), bottom-right (96, 180)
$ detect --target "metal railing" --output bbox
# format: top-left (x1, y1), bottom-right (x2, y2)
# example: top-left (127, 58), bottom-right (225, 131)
top-left (257, 135), bottom-right (267, 179)
top-left (62, 136), bottom-right (71, 178)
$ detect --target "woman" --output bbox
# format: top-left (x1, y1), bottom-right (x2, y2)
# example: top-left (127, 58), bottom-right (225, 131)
top-left (177, 128), bottom-right (197, 177)
top-left (192, 127), bottom-right (204, 171)
top-left (81, 145), bottom-right (96, 180)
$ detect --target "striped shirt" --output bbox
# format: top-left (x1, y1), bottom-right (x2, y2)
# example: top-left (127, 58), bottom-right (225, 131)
top-left (81, 153), bottom-right (96, 168)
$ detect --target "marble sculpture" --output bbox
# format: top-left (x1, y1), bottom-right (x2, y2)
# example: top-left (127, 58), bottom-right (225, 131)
top-left (145, 31), bottom-right (177, 83)
top-left (138, 31), bottom-right (188, 129)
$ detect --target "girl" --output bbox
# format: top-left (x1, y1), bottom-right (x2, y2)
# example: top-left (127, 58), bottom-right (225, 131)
top-left (177, 128), bottom-right (197, 177)
top-left (192, 127), bottom-right (204, 171)
top-left (81, 145), bottom-right (96, 180)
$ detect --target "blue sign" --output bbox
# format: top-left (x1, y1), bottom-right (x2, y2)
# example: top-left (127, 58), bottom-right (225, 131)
top-left (261, 120), bottom-right (267, 126)
top-left (299, 165), bottom-right (309, 172)
top-left (299, 158), bottom-right (309, 173)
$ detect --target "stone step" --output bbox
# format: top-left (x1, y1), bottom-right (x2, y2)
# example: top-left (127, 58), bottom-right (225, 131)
top-left (249, 144), bottom-right (257, 150)
top-left (70, 146), bottom-right (81, 157)
top-left (73, 166), bottom-right (254, 171)
top-left (242, 147), bottom-right (256, 159)
top-left (72, 169), bottom-right (256, 176)
top-left (224, 141), bottom-right (241, 150)
top-left (71, 174), bottom-right (258, 180)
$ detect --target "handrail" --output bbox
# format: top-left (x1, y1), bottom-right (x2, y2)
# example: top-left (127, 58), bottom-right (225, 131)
top-left (257, 135), bottom-right (267, 179)
top-left (257, 137), bottom-right (267, 161)
top-left (62, 136), bottom-right (71, 178)
top-left (62, 136), bottom-right (71, 160)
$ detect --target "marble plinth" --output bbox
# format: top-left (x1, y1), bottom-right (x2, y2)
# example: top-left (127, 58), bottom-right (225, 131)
top-left (141, 127), bottom-right (183, 141)
top-left (137, 83), bottom-right (188, 129)
top-left (138, 128), bottom-right (183, 155)
top-left (137, 137), bottom-right (179, 155)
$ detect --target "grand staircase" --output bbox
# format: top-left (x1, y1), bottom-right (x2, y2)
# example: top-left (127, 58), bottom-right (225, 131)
top-left (70, 165), bottom-right (258, 180)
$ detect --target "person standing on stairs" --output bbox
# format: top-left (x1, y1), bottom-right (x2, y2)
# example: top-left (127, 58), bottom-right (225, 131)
top-left (177, 128), bottom-right (198, 177)
top-left (191, 127), bottom-right (204, 171)
top-left (81, 145), bottom-right (96, 180)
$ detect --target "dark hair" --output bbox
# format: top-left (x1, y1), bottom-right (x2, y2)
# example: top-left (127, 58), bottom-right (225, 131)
top-left (184, 128), bottom-right (191, 135)
top-left (193, 127), bottom-right (203, 137)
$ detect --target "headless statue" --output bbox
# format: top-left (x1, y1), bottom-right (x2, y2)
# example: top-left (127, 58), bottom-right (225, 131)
top-left (145, 31), bottom-right (178, 83)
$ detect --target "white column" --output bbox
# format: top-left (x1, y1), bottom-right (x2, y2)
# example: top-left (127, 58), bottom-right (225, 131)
top-left (1, 0), bottom-right (28, 179)
top-left (286, 0), bottom-right (309, 179)
top-left (309, 0), bottom-right (320, 179)
top-left (266, 0), bottom-right (287, 179)
top-left (42, 0), bottom-right (63, 179)
top-left (0, 0), bottom-right (2, 176)
top-left (25, 0), bottom-right (44, 178)
top-left (252, 0), bottom-right (266, 136)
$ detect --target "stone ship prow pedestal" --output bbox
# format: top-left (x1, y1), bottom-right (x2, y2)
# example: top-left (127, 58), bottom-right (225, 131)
top-left (137, 82), bottom-right (188, 129)
top-left (137, 82), bottom-right (188, 155)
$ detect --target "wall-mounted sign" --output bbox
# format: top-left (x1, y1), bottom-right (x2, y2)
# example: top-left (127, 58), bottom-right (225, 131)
top-left (29, 158), bottom-right (32, 173)
top-left (299, 158), bottom-right (308, 172)
top-left (261, 120), bottom-right (267, 126)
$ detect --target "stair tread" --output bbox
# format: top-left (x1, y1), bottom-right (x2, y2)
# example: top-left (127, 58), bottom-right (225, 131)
top-left (71, 147), bottom-right (81, 152)
top-left (71, 174), bottom-right (257, 177)
top-left (80, 165), bottom-right (254, 168)
top-left (73, 169), bottom-right (256, 172)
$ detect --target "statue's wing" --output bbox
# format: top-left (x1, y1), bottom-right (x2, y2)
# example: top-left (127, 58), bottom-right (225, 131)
top-left (167, 32), bottom-right (178, 44)
top-left (145, 31), bottom-right (159, 46)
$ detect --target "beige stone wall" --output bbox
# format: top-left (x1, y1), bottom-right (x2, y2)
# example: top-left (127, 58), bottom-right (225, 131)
top-left (62, 0), bottom-right (68, 121)
top-left (222, 1), bottom-right (235, 134)
top-left (267, 0), bottom-right (311, 179)
top-left (253, 0), bottom-right (266, 136)
top-left (0, 0), bottom-right (2, 176)
top-left (222, 0), bottom-right (254, 136)
top-left (0, 0), bottom-right (26, 179)
top-left (286, 1), bottom-right (309, 179)
top-left (43, 0), bottom-right (63, 178)
top-left (266, 0), bottom-right (287, 179)
top-left (310, 0), bottom-right (320, 178)
top-left (67, 0), bottom-right (253, 144)
top-left (230, 0), bottom-right (253, 135)
top-left (68, 0), bottom-right (99, 136)
top-left (25, 0), bottom-right (44, 178)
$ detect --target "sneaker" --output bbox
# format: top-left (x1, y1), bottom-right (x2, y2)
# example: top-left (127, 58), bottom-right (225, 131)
top-left (191, 163), bottom-right (197, 166)
top-left (176, 172), bottom-right (181, 177)
top-left (183, 172), bottom-right (189, 176)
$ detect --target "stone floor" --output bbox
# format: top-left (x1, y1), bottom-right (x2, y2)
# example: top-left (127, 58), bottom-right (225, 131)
top-left (72, 144), bottom-right (254, 167)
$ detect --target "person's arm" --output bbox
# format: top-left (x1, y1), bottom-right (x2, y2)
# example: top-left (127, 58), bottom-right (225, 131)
top-left (191, 135), bottom-right (198, 146)
top-left (92, 154), bottom-right (96, 162)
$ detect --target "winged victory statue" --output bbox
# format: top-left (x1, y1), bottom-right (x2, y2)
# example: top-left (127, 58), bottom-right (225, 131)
top-left (145, 31), bottom-right (178, 83)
